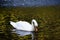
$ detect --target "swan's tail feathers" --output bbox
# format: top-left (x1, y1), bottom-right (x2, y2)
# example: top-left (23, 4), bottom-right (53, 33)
top-left (10, 21), bottom-right (16, 28)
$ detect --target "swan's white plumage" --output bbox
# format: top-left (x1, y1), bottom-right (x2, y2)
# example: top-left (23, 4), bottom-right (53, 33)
top-left (10, 19), bottom-right (38, 40)
top-left (32, 19), bottom-right (38, 27)
top-left (10, 19), bottom-right (38, 31)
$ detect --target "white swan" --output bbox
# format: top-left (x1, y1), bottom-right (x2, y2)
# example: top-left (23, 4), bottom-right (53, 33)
top-left (10, 19), bottom-right (38, 40)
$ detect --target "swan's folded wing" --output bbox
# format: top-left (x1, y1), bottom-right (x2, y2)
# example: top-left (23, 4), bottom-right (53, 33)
top-left (10, 21), bottom-right (34, 31)
top-left (17, 22), bottom-right (34, 31)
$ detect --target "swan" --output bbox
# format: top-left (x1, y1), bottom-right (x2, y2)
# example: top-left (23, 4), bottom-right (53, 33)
top-left (10, 19), bottom-right (38, 40)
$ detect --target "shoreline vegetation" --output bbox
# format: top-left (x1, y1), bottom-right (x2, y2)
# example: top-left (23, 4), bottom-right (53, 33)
top-left (0, 5), bottom-right (60, 40)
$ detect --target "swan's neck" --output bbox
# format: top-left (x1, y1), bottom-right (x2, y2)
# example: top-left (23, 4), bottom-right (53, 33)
top-left (31, 20), bottom-right (35, 27)
top-left (31, 19), bottom-right (38, 27)
top-left (31, 21), bottom-right (34, 27)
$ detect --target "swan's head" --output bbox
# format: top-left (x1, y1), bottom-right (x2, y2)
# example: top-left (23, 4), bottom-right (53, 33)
top-left (31, 19), bottom-right (38, 27)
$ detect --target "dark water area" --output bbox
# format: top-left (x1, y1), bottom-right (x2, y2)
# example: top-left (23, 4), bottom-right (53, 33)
top-left (0, 6), bottom-right (60, 40)
top-left (0, 0), bottom-right (60, 7)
